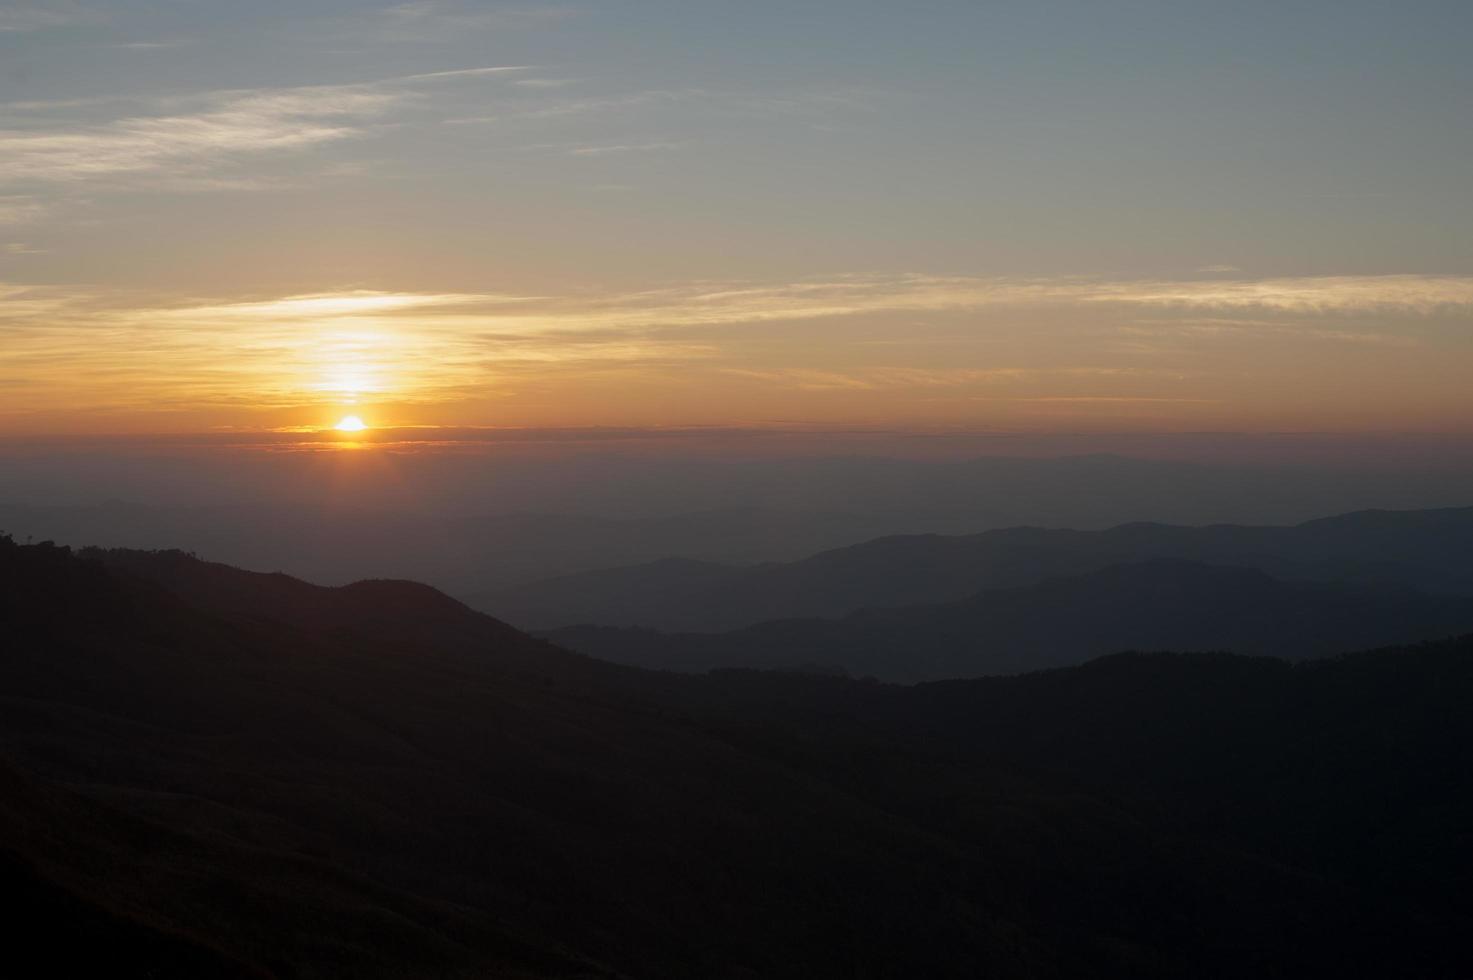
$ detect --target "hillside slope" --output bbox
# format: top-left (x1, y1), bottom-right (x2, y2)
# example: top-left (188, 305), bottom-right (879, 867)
top-left (3, 537), bottom-right (1473, 978)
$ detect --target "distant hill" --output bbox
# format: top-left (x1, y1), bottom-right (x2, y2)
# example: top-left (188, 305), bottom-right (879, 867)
top-left (5, 536), bottom-right (1473, 977)
top-left (14, 452), bottom-right (1473, 596)
top-left (0, 501), bottom-right (885, 594)
top-left (475, 506), bottom-right (1473, 631)
top-left (546, 559), bottom-right (1473, 681)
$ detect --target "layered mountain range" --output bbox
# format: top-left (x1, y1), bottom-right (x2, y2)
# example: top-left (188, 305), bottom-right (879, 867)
top-left (547, 558), bottom-right (1473, 681)
top-left (4, 535), bottom-right (1473, 977)
top-left (477, 506), bottom-right (1473, 632)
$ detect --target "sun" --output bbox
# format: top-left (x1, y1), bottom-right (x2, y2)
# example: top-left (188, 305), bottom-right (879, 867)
top-left (334, 415), bottom-right (368, 433)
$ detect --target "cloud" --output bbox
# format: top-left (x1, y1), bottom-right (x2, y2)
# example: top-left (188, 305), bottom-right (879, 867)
top-left (569, 141), bottom-right (682, 156)
top-left (1196, 264), bottom-right (1241, 274)
top-left (474, 89), bottom-right (690, 123)
top-left (598, 273), bottom-right (1473, 325)
top-left (722, 367), bottom-right (1031, 391)
top-left (0, 197), bottom-right (45, 224)
top-left (441, 84), bottom-right (862, 129)
top-left (513, 78), bottom-right (580, 89)
top-left (14, 274), bottom-right (1470, 338)
top-left (109, 38), bottom-right (194, 50)
top-left (0, 281), bottom-right (85, 320)
top-left (405, 66), bottom-right (534, 81)
top-left (0, 95), bottom-right (129, 112)
top-left (720, 366), bottom-right (1184, 394)
top-left (0, 66), bottom-right (530, 187)
top-left (148, 290), bottom-right (521, 321)
top-left (1117, 319), bottom-right (1421, 348)
top-left (1085, 275), bottom-right (1473, 314)
top-left (0, 85), bottom-right (399, 184)
top-left (3, 274), bottom-right (1464, 418)
top-left (0, 1), bottom-right (100, 32)
top-left (91, 273), bottom-right (1454, 351)
top-left (375, 2), bottom-right (571, 41)
top-left (0, 286), bottom-right (717, 413)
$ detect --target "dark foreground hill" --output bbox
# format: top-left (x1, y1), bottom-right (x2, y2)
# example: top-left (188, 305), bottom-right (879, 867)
top-left (4, 536), bottom-right (1473, 978)
top-left (547, 560), bottom-right (1473, 681)
top-left (473, 506), bottom-right (1473, 631)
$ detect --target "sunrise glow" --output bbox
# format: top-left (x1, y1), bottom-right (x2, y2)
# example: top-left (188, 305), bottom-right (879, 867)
top-left (3, 8), bottom-right (1472, 975)
top-left (0, 3), bottom-right (1467, 442)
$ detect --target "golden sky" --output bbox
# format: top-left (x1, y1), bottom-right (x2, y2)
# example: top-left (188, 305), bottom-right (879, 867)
top-left (3, 273), bottom-right (1471, 435)
top-left (3, 3), bottom-right (1471, 437)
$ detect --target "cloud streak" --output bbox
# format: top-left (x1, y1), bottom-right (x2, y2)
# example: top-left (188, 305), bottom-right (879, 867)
top-left (0, 86), bottom-right (398, 184)
top-left (0, 196), bottom-right (45, 224)
top-left (405, 66), bottom-right (535, 81)
top-left (3, 273), bottom-right (1466, 423)
top-left (0, 1), bottom-right (100, 32)
top-left (375, 1), bottom-right (571, 41)
top-left (1082, 275), bottom-right (1473, 315)
top-left (0, 66), bottom-right (536, 187)
top-left (477, 273), bottom-right (1473, 330)
top-left (569, 141), bottom-right (683, 156)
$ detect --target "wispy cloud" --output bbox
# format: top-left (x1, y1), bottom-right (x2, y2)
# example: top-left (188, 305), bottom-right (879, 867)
top-left (0, 86), bottom-right (398, 184)
top-left (449, 89), bottom-right (689, 124)
top-left (0, 1), bottom-right (100, 32)
top-left (513, 78), bottom-right (579, 89)
top-left (375, 1), bottom-right (571, 41)
top-left (0, 196), bottom-right (45, 224)
top-left (3, 273), bottom-right (1464, 419)
top-left (0, 66), bottom-right (532, 187)
top-left (13, 273), bottom-right (1469, 338)
top-left (569, 140), bottom-right (683, 156)
top-left (109, 38), bottom-right (193, 50)
top-left (0, 286), bottom-right (714, 413)
top-left (606, 273), bottom-right (1473, 324)
top-left (0, 95), bottom-right (132, 113)
top-left (148, 290), bottom-right (524, 321)
top-left (440, 85), bottom-right (864, 129)
top-left (405, 65), bottom-right (534, 81)
top-left (431, 273), bottom-right (1471, 335)
top-left (722, 367), bottom-right (1031, 391)
top-left (1085, 275), bottom-right (1473, 314)
top-left (1118, 318), bottom-right (1421, 348)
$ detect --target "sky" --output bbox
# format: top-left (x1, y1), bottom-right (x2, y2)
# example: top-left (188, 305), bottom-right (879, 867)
top-left (2, 0), bottom-right (1471, 439)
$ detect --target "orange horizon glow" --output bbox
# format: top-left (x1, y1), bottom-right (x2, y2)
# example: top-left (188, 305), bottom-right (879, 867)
top-left (4, 8), bottom-right (1470, 444)
top-left (3, 276), bottom-right (1472, 438)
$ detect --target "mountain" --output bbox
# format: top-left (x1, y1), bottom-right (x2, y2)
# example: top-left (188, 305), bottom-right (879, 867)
top-left (0, 501), bottom-right (883, 594)
top-left (5, 536), bottom-right (1473, 977)
top-left (545, 560), bottom-right (1473, 681)
top-left (13, 452), bottom-right (1473, 596)
top-left (475, 506), bottom-right (1473, 631)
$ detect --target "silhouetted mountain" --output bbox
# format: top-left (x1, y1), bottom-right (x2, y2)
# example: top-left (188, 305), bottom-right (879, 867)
top-left (546, 560), bottom-right (1473, 681)
top-left (5, 536), bottom-right (1473, 977)
top-left (13, 452), bottom-right (1473, 595)
top-left (478, 506), bottom-right (1473, 630)
top-left (0, 501), bottom-right (883, 594)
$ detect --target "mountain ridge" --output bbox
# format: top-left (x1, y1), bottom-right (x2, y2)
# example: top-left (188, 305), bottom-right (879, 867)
top-left (476, 505), bottom-right (1473, 631)
top-left (5, 535), bottom-right (1473, 977)
top-left (544, 558), bottom-right (1473, 681)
